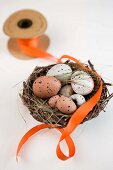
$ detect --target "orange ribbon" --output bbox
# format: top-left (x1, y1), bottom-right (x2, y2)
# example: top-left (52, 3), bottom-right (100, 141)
top-left (16, 37), bottom-right (56, 61)
top-left (16, 55), bottom-right (102, 161)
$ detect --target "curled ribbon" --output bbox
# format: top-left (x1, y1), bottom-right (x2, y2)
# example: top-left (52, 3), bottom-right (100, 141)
top-left (16, 37), bottom-right (56, 61)
top-left (16, 55), bottom-right (102, 161)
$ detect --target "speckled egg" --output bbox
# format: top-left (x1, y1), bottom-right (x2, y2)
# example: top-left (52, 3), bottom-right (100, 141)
top-left (46, 64), bottom-right (72, 83)
top-left (48, 95), bottom-right (60, 108)
top-left (56, 96), bottom-right (77, 114)
top-left (71, 71), bottom-right (94, 95)
top-left (32, 76), bottom-right (61, 98)
top-left (60, 85), bottom-right (73, 97)
top-left (70, 94), bottom-right (86, 106)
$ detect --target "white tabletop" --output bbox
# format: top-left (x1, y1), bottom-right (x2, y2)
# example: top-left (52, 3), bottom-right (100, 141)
top-left (0, 0), bottom-right (113, 170)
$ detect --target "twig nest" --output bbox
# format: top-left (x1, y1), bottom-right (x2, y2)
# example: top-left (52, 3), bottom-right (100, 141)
top-left (56, 96), bottom-right (77, 114)
top-left (70, 94), bottom-right (86, 106)
top-left (21, 61), bottom-right (112, 127)
top-left (32, 76), bottom-right (61, 98)
top-left (60, 85), bottom-right (73, 97)
top-left (48, 95), bottom-right (60, 108)
top-left (46, 64), bottom-right (72, 83)
top-left (71, 71), bottom-right (94, 95)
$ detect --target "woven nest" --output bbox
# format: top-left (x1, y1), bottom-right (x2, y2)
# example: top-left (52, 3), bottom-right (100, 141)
top-left (20, 60), bottom-right (113, 128)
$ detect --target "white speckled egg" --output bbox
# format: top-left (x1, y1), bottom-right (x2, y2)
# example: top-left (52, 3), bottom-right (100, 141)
top-left (70, 94), bottom-right (86, 106)
top-left (56, 96), bottom-right (77, 114)
top-left (48, 95), bottom-right (60, 108)
top-left (32, 76), bottom-right (61, 98)
top-left (46, 64), bottom-right (72, 83)
top-left (60, 85), bottom-right (73, 97)
top-left (71, 71), bottom-right (94, 95)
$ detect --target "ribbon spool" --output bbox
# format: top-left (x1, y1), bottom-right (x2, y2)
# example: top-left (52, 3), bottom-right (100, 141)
top-left (3, 9), bottom-right (50, 59)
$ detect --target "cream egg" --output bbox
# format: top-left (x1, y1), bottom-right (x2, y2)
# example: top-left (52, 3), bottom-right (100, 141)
top-left (46, 64), bottom-right (72, 83)
top-left (60, 85), bottom-right (73, 97)
top-left (70, 94), bottom-right (86, 106)
top-left (71, 71), bottom-right (94, 95)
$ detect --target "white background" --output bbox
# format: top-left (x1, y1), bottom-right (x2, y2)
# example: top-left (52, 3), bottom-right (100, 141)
top-left (0, 0), bottom-right (113, 170)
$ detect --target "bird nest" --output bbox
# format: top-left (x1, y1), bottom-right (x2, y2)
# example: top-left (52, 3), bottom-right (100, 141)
top-left (20, 60), bottom-right (113, 128)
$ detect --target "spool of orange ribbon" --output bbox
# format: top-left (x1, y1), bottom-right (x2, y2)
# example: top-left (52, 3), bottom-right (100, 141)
top-left (3, 9), bottom-right (54, 60)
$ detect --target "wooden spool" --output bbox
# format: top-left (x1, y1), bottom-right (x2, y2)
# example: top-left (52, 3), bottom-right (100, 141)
top-left (3, 9), bottom-right (50, 59)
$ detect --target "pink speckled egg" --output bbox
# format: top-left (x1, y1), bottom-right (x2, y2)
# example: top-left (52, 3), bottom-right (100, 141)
top-left (32, 76), bottom-right (61, 98)
top-left (48, 95), bottom-right (60, 108)
top-left (56, 95), bottom-right (77, 114)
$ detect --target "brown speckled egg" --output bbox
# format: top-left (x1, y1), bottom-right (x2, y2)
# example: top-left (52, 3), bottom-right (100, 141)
top-left (56, 96), bottom-right (77, 114)
top-left (32, 76), bottom-right (61, 98)
top-left (48, 95), bottom-right (60, 108)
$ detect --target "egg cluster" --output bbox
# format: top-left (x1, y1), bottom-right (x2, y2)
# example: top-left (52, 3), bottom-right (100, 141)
top-left (32, 64), bottom-right (94, 115)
